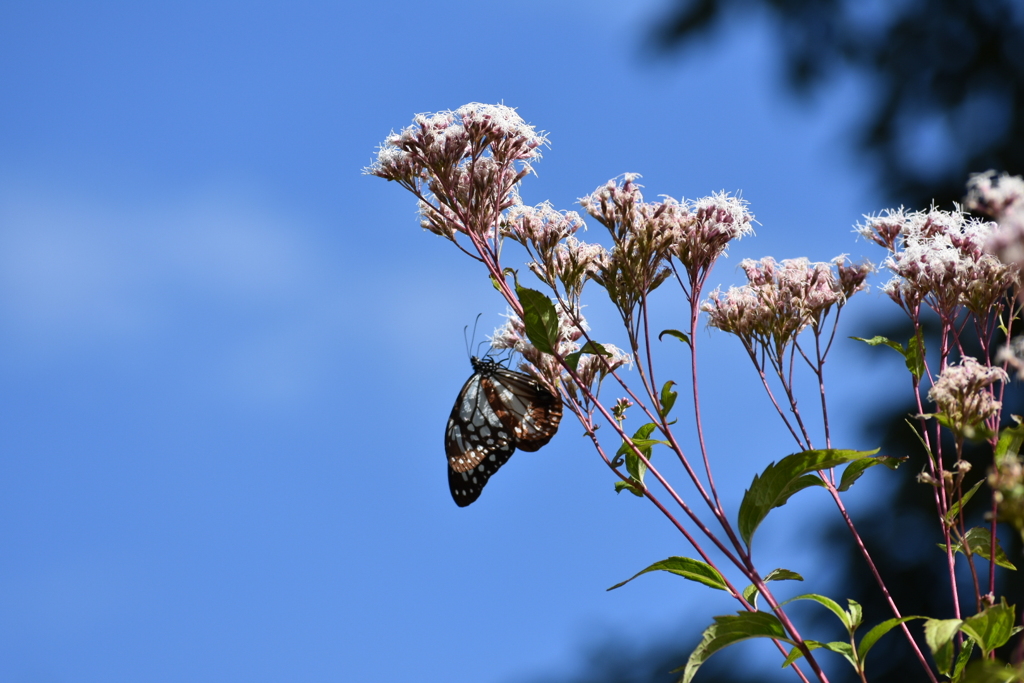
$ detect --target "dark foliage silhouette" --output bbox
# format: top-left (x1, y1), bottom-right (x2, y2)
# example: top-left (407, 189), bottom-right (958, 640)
top-left (652, 0), bottom-right (1024, 209)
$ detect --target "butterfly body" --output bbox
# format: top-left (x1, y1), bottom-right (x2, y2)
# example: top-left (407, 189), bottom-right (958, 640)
top-left (445, 356), bottom-right (562, 506)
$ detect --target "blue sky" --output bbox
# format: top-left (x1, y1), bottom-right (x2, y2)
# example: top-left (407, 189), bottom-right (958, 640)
top-left (0, 2), bottom-right (907, 682)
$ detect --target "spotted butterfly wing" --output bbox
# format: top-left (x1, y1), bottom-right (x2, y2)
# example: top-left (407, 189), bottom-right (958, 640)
top-left (445, 356), bottom-right (563, 506)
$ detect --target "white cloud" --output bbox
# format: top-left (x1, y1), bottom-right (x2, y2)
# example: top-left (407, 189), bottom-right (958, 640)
top-left (0, 182), bottom-right (348, 406)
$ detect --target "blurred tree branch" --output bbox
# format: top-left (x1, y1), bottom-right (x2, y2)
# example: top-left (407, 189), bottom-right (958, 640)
top-left (651, 0), bottom-right (1024, 208)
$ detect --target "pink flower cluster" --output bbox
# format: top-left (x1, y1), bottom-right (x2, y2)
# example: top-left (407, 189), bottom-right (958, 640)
top-left (703, 256), bottom-right (872, 355)
top-left (858, 205), bottom-right (1017, 318)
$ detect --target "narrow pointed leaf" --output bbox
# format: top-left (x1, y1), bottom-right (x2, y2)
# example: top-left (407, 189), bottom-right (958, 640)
top-left (659, 329), bottom-right (690, 345)
top-left (858, 616), bottom-right (923, 668)
top-left (738, 449), bottom-right (877, 547)
top-left (516, 285), bottom-right (560, 355)
top-left (945, 479), bottom-right (986, 525)
top-left (659, 380), bottom-right (678, 419)
top-left (782, 593), bottom-right (853, 631)
top-left (838, 455), bottom-right (903, 492)
top-left (940, 527), bottom-right (1017, 570)
top-left (952, 638), bottom-right (975, 682)
top-left (781, 640), bottom-right (829, 668)
top-left (742, 569), bottom-right (804, 609)
top-left (781, 640), bottom-right (858, 670)
top-left (763, 568), bottom-right (804, 583)
top-left (607, 556), bottom-right (728, 592)
top-left (851, 335), bottom-right (904, 354)
top-left (906, 334), bottom-right (926, 379)
top-left (846, 598), bottom-right (863, 631)
top-left (677, 612), bottom-right (792, 683)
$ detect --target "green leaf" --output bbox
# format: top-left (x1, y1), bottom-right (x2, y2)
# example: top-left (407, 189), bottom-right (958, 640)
top-left (850, 335), bottom-right (924, 379)
top-left (516, 285), bottom-right (560, 355)
top-left (607, 556), bottom-right (728, 592)
top-left (925, 618), bottom-right (962, 679)
top-left (906, 334), bottom-right (926, 379)
top-left (738, 449), bottom-right (878, 547)
top-left (613, 479), bottom-right (645, 497)
top-left (564, 340), bottom-right (612, 372)
top-left (741, 568), bottom-right (804, 609)
top-left (925, 618), bottom-right (964, 663)
top-left (838, 455), bottom-right (903, 492)
top-left (676, 612), bottom-right (793, 683)
top-left (781, 640), bottom-right (856, 670)
top-left (660, 381), bottom-right (678, 419)
top-left (858, 616), bottom-right (923, 669)
top-left (851, 335), bottom-right (905, 354)
top-left (995, 419), bottom-right (1024, 465)
top-left (618, 423), bottom-right (655, 483)
top-left (946, 479), bottom-right (986, 525)
top-left (782, 593), bottom-right (854, 632)
top-left (846, 598), bottom-right (864, 631)
top-left (953, 638), bottom-right (976, 682)
top-left (960, 600), bottom-right (1017, 657)
top-left (940, 527), bottom-right (1017, 570)
top-left (658, 329), bottom-right (690, 345)
top-left (960, 659), bottom-right (1024, 683)
top-left (763, 568), bottom-right (804, 583)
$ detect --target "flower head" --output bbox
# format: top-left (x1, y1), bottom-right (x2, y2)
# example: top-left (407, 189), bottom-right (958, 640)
top-left (927, 357), bottom-right (1007, 437)
top-left (365, 104), bottom-right (548, 245)
top-left (703, 256), bottom-right (871, 356)
top-left (861, 206), bottom-right (1016, 318)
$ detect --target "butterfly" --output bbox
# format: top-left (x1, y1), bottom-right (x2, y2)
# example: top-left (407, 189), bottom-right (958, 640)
top-left (445, 356), bottom-right (563, 506)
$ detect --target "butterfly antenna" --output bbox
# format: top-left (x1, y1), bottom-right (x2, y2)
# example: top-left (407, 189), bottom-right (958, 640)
top-left (464, 313), bottom-right (484, 359)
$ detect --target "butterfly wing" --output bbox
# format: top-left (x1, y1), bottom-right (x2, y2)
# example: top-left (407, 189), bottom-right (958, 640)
top-left (445, 358), bottom-right (563, 507)
top-left (485, 367), bottom-right (563, 452)
top-left (445, 372), bottom-right (516, 507)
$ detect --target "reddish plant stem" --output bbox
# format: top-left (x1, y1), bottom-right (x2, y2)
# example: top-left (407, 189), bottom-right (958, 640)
top-left (824, 482), bottom-right (939, 683)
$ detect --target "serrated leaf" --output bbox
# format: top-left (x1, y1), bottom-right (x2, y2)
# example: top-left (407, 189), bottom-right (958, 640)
top-left (940, 527), bottom-right (1017, 570)
top-left (516, 285), bottom-right (560, 355)
top-left (738, 449), bottom-right (878, 547)
top-left (960, 600), bottom-right (1016, 657)
top-left (607, 556), bottom-right (728, 592)
top-left (564, 340), bottom-right (612, 372)
top-left (946, 479), bottom-right (986, 525)
top-left (858, 616), bottom-right (923, 668)
top-left (660, 380), bottom-right (678, 419)
top-left (838, 455), bottom-right (903, 492)
top-left (677, 612), bottom-right (793, 683)
top-left (659, 329), bottom-right (690, 345)
top-left (742, 569), bottom-right (804, 609)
